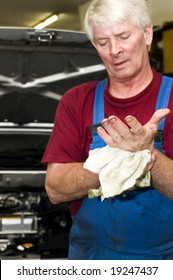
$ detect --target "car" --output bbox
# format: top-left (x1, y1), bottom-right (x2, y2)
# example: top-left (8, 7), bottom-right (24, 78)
top-left (0, 27), bottom-right (106, 259)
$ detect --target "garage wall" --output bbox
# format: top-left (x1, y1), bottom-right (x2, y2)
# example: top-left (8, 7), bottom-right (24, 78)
top-left (78, 1), bottom-right (91, 31)
top-left (148, 0), bottom-right (173, 26)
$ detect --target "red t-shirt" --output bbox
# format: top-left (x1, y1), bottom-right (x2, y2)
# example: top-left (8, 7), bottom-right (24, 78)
top-left (42, 68), bottom-right (173, 215)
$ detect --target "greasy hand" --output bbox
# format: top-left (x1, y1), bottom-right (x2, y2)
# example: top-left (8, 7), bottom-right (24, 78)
top-left (97, 108), bottom-right (170, 152)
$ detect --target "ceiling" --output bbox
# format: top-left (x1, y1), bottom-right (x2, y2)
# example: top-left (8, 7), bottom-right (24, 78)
top-left (0, 0), bottom-right (88, 31)
top-left (0, 1), bottom-right (172, 32)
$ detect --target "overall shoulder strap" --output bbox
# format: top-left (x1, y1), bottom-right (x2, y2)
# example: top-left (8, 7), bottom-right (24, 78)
top-left (155, 76), bottom-right (173, 130)
top-left (93, 79), bottom-right (107, 124)
top-left (154, 75), bottom-right (173, 151)
top-left (90, 79), bottom-right (107, 150)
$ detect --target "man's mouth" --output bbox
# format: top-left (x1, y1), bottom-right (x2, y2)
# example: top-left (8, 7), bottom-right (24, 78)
top-left (114, 61), bottom-right (126, 66)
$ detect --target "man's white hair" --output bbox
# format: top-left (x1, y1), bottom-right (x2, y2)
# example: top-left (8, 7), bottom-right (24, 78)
top-left (84, 0), bottom-right (152, 42)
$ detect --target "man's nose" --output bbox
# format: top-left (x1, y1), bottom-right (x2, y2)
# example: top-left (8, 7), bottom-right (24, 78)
top-left (109, 40), bottom-right (122, 56)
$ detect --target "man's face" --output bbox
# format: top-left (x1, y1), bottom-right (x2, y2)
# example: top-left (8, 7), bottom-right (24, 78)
top-left (93, 21), bottom-right (153, 82)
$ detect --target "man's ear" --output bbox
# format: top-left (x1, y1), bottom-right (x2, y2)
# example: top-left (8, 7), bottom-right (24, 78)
top-left (144, 24), bottom-right (153, 46)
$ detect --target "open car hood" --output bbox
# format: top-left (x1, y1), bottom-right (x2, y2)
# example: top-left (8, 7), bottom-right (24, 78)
top-left (0, 27), bottom-right (106, 125)
top-left (0, 28), bottom-right (106, 258)
top-left (0, 27), bottom-right (106, 183)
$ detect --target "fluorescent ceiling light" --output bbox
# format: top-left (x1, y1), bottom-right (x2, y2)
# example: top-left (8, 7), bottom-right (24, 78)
top-left (34, 15), bottom-right (58, 29)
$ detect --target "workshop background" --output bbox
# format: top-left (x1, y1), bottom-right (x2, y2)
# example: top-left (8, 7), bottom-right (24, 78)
top-left (0, 0), bottom-right (172, 259)
top-left (0, 0), bottom-right (172, 30)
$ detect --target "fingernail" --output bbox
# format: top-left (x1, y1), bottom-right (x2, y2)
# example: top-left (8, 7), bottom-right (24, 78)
top-left (97, 127), bottom-right (103, 134)
top-left (109, 117), bottom-right (116, 124)
top-left (126, 116), bottom-right (133, 122)
top-left (102, 120), bottom-right (108, 127)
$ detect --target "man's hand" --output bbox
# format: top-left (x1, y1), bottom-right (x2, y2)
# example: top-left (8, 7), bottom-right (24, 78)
top-left (97, 108), bottom-right (170, 152)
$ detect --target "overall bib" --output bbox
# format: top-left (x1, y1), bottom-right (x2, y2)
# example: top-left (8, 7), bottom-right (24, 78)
top-left (68, 76), bottom-right (173, 260)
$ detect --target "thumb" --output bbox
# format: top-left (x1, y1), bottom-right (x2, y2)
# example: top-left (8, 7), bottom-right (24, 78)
top-left (144, 108), bottom-right (170, 130)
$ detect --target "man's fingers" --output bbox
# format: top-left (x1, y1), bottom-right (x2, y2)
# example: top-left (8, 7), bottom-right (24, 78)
top-left (97, 126), bottom-right (115, 146)
top-left (102, 116), bottom-right (132, 139)
top-left (124, 115), bottom-right (144, 135)
top-left (98, 109), bottom-right (170, 150)
top-left (125, 109), bottom-right (170, 133)
top-left (146, 108), bottom-right (170, 129)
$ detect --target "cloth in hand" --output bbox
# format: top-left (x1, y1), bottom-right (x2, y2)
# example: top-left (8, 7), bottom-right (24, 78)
top-left (83, 145), bottom-right (151, 200)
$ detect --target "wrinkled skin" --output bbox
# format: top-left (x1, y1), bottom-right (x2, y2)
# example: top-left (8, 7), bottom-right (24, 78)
top-left (97, 108), bottom-right (170, 152)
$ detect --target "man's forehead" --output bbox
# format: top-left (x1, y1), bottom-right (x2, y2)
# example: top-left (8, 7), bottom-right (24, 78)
top-left (93, 21), bottom-right (136, 38)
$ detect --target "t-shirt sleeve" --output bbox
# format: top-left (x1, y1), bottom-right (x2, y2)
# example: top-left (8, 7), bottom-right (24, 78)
top-left (41, 86), bottom-right (89, 164)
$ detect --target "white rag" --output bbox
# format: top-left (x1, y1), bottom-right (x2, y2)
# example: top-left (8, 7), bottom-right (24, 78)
top-left (83, 145), bottom-right (151, 200)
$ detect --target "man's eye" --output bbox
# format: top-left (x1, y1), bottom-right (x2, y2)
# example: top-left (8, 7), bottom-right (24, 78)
top-left (99, 42), bottom-right (107, 46)
top-left (120, 34), bottom-right (130, 40)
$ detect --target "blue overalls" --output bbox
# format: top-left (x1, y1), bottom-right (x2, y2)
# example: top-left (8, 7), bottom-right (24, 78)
top-left (68, 76), bottom-right (173, 260)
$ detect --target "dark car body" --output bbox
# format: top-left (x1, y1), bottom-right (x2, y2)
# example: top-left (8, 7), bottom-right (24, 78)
top-left (0, 27), bottom-right (106, 258)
